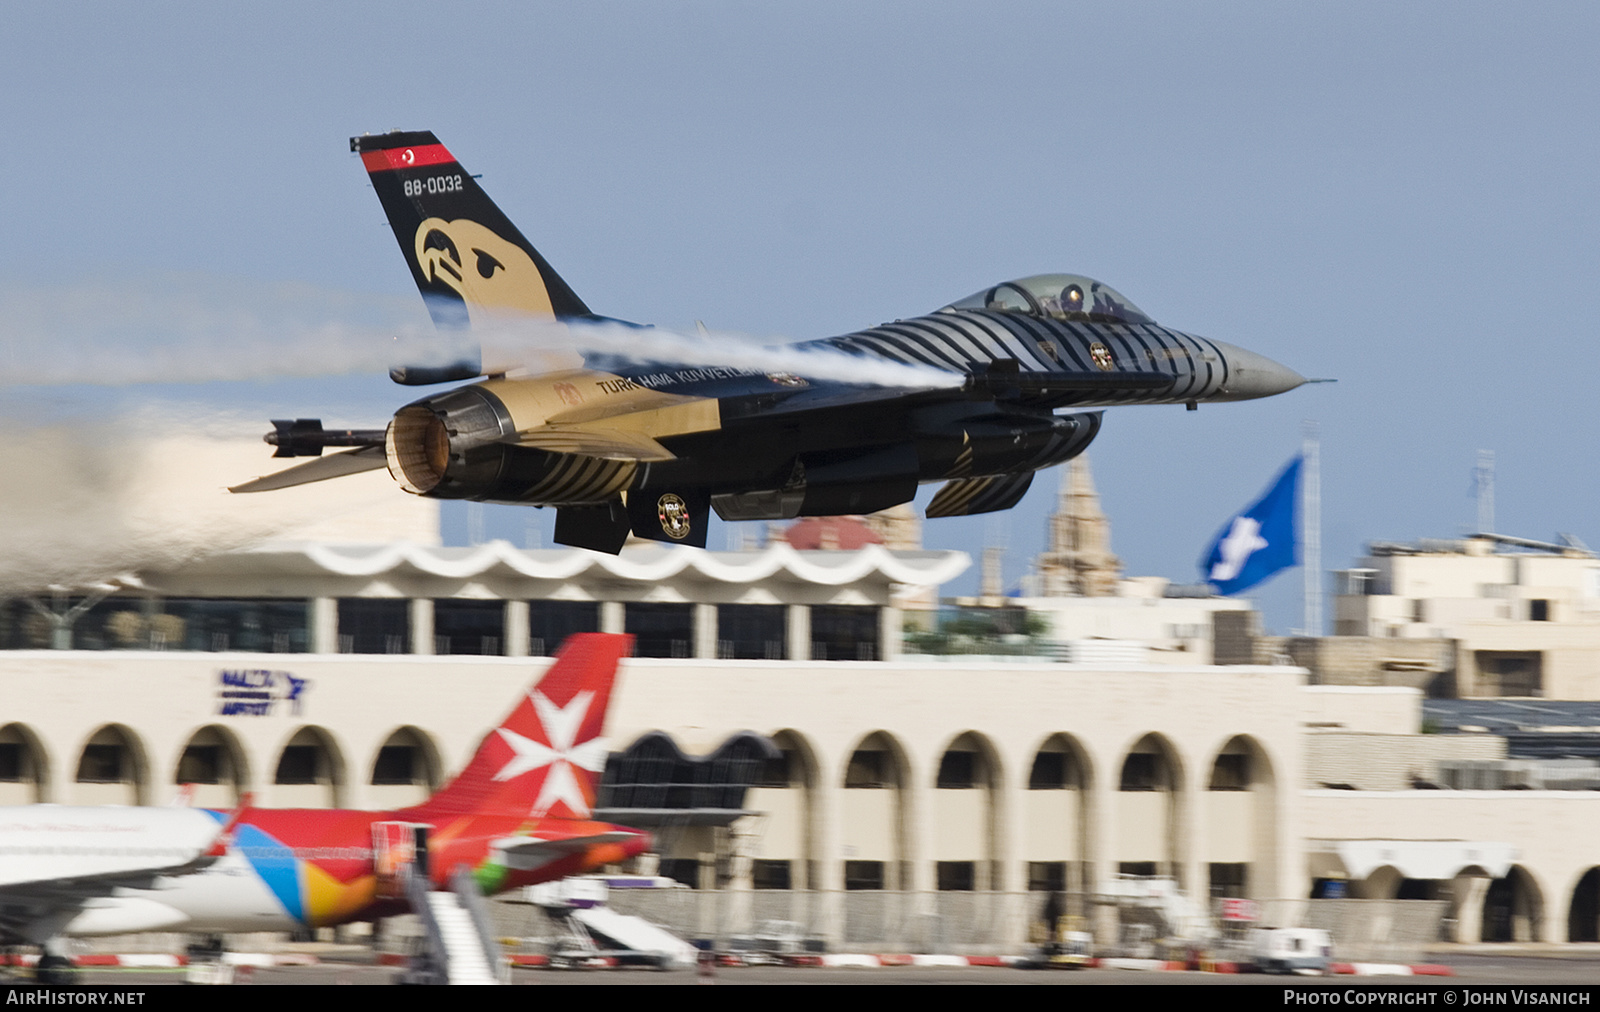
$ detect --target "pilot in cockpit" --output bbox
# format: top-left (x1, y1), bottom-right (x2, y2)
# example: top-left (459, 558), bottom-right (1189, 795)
top-left (1061, 284), bottom-right (1085, 316)
top-left (947, 275), bottom-right (1152, 325)
top-left (1039, 284), bottom-right (1084, 320)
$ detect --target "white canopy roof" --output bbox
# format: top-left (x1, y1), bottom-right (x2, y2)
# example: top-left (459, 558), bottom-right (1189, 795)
top-left (132, 541), bottom-right (970, 602)
top-left (1308, 839), bottom-right (1517, 881)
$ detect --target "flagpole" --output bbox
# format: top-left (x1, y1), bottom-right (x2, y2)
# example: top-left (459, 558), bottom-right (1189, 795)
top-left (1302, 420), bottom-right (1321, 637)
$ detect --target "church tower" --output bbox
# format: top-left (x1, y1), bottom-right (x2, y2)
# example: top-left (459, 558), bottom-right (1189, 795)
top-left (862, 503), bottom-right (922, 551)
top-left (1037, 456), bottom-right (1121, 596)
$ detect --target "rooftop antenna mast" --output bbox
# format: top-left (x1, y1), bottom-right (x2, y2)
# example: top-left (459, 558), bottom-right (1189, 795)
top-left (1474, 450), bottom-right (1495, 535)
top-left (1303, 420), bottom-right (1321, 637)
top-left (981, 512), bottom-right (1010, 601)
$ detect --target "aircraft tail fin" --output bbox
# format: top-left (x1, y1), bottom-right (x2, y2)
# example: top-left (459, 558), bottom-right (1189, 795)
top-left (351, 131), bottom-right (591, 381)
top-left (407, 633), bottom-right (631, 820)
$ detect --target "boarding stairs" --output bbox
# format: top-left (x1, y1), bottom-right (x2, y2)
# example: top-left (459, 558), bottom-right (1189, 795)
top-left (526, 879), bottom-right (696, 969)
top-left (402, 865), bottom-right (507, 985)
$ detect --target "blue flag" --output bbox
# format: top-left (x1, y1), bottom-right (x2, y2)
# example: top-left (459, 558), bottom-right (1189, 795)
top-left (1201, 455), bottom-right (1301, 595)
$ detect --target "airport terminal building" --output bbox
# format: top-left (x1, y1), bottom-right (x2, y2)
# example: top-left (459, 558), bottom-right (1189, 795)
top-left (4, 528), bottom-right (1600, 948)
top-left (6, 453), bottom-right (1600, 949)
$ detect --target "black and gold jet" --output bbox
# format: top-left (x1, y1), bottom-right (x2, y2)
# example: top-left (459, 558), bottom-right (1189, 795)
top-left (233, 130), bottom-right (1309, 554)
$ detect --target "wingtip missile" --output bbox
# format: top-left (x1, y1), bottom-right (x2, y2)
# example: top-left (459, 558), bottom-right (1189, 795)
top-left (265, 419), bottom-right (386, 458)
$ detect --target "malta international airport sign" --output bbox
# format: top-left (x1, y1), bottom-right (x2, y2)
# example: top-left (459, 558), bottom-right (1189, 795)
top-left (215, 668), bottom-right (311, 717)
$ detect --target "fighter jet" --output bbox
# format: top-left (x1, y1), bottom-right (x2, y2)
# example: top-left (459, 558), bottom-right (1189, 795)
top-left (233, 130), bottom-right (1308, 553)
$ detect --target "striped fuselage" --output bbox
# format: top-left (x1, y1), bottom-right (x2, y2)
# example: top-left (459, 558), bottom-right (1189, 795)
top-left (822, 308), bottom-right (1228, 409)
top-left (392, 308), bottom-right (1235, 514)
top-left (587, 309), bottom-right (1229, 506)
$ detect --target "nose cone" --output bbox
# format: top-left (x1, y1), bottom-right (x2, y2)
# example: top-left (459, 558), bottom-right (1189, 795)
top-left (1210, 342), bottom-right (1307, 402)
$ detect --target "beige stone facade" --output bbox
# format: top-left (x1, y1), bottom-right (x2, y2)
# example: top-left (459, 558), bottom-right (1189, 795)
top-left (7, 535), bottom-right (1600, 946)
top-left (1334, 537), bottom-right (1600, 698)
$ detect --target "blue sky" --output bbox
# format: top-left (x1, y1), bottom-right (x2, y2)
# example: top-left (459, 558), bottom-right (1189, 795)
top-left (3, 3), bottom-right (1596, 632)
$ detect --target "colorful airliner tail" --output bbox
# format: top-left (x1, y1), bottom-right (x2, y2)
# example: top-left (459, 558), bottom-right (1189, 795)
top-left (350, 130), bottom-right (593, 382)
top-left (405, 633), bottom-right (631, 820)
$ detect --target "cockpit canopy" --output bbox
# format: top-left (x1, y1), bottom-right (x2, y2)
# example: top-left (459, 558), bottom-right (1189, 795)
top-left (940, 274), bottom-right (1153, 325)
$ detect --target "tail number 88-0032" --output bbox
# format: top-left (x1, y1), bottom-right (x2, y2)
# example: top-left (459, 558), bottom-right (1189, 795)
top-left (404, 174), bottom-right (463, 198)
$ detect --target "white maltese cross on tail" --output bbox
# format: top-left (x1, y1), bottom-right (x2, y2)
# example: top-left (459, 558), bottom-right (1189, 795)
top-left (493, 689), bottom-right (609, 818)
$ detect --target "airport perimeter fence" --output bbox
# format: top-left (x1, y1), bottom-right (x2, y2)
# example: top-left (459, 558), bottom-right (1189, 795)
top-left (1245, 899), bottom-right (1448, 965)
top-left (491, 889), bottom-right (1036, 955)
top-left (51, 895), bottom-right (1445, 962)
top-left (489, 892), bottom-right (1448, 961)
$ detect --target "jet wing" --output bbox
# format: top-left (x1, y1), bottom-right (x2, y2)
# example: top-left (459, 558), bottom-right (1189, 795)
top-left (229, 445), bottom-right (388, 492)
top-left (0, 796), bottom-right (246, 892)
top-left (0, 801), bottom-right (247, 940)
top-left (502, 424), bottom-right (676, 462)
top-left (0, 869), bottom-right (200, 942)
top-left (491, 831), bottom-right (639, 871)
top-left (726, 367), bottom-right (1173, 421)
top-left (1010, 371), bottom-right (1174, 393)
top-left (968, 366), bottom-right (1175, 399)
top-left (720, 381), bottom-right (952, 420)
top-left (0, 854), bottom-right (212, 895)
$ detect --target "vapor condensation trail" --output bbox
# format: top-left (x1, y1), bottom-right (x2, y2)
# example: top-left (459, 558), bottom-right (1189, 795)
top-left (0, 274), bottom-right (960, 390)
top-left (0, 274), bottom-right (958, 590)
top-left (0, 275), bottom-right (429, 387)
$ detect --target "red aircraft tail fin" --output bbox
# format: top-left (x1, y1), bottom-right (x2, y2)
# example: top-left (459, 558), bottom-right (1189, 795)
top-left (408, 633), bottom-right (631, 820)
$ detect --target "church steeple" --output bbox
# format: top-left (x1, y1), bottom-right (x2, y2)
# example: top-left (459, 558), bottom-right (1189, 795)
top-left (1037, 456), bottom-right (1121, 596)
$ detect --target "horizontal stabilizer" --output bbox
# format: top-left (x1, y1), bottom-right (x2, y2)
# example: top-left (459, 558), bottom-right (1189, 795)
top-left (926, 472), bottom-right (1035, 518)
top-left (494, 832), bottom-right (639, 871)
top-left (229, 445), bottom-right (387, 493)
top-left (506, 424), bottom-right (676, 462)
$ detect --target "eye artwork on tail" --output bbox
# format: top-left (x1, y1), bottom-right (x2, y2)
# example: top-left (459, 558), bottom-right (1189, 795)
top-left (231, 131), bottom-right (1316, 554)
top-left (414, 216), bottom-right (555, 320)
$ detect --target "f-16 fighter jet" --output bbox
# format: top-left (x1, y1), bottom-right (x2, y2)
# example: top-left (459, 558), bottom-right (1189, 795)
top-left (234, 131), bottom-right (1308, 553)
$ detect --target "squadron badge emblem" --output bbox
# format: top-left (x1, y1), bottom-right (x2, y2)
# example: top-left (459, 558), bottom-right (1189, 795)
top-left (1089, 342), bottom-right (1114, 372)
top-left (657, 494), bottom-right (691, 540)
